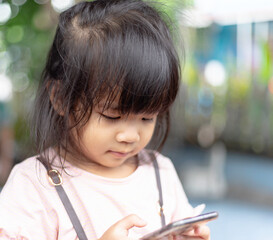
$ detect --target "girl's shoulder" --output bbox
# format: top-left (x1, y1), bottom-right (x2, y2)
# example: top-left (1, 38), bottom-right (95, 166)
top-left (0, 155), bottom-right (60, 240)
top-left (7, 148), bottom-right (67, 185)
top-left (3, 154), bottom-right (50, 191)
top-left (9, 155), bottom-right (43, 176)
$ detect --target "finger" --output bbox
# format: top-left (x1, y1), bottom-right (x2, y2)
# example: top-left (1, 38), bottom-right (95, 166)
top-left (182, 228), bottom-right (195, 235)
top-left (194, 225), bottom-right (210, 239)
top-left (115, 214), bottom-right (147, 230)
top-left (182, 225), bottom-right (210, 240)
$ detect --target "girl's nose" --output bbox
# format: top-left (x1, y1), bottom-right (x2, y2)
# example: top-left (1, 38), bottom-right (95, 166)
top-left (116, 127), bottom-right (140, 143)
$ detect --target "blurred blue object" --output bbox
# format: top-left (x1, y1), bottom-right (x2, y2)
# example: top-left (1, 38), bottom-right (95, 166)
top-left (163, 142), bottom-right (273, 240)
top-left (202, 199), bottom-right (273, 240)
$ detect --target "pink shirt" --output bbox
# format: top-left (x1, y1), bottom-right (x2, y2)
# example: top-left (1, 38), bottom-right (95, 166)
top-left (0, 149), bottom-right (196, 240)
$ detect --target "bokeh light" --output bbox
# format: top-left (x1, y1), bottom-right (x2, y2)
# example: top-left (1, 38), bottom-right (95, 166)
top-left (0, 3), bottom-right (12, 25)
top-left (33, 9), bottom-right (53, 30)
top-left (12, 0), bottom-right (27, 6)
top-left (11, 72), bottom-right (29, 92)
top-left (7, 26), bottom-right (24, 43)
top-left (7, 45), bottom-right (21, 63)
top-left (10, 4), bottom-right (19, 19)
top-left (0, 74), bottom-right (13, 102)
top-left (51, 0), bottom-right (75, 13)
top-left (0, 51), bottom-right (10, 73)
top-left (197, 124), bottom-right (215, 148)
top-left (204, 60), bottom-right (226, 87)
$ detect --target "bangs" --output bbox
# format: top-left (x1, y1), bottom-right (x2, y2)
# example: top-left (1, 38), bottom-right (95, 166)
top-left (85, 24), bottom-right (180, 115)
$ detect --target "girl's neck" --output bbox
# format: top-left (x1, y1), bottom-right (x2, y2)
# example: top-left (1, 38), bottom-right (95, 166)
top-left (75, 156), bottom-right (138, 178)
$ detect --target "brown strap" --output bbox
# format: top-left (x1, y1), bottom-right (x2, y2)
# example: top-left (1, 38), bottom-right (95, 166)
top-left (151, 153), bottom-right (166, 227)
top-left (38, 157), bottom-right (88, 240)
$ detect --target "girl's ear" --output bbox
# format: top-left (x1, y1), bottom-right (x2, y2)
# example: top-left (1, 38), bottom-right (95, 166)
top-left (48, 81), bottom-right (65, 116)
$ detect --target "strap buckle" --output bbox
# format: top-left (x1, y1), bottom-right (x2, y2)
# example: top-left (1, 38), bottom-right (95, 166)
top-left (48, 169), bottom-right (63, 186)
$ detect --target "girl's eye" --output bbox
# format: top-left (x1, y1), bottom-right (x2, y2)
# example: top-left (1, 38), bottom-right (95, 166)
top-left (101, 113), bottom-right (120, 121)
top-left (142, 117), bottom-right (154, 122)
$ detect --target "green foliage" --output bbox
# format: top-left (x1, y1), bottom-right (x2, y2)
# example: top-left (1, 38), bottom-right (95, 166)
top-left (2, 1), bottom-right (55, 83)
top-left (259, 41), bottom-right (272, 85)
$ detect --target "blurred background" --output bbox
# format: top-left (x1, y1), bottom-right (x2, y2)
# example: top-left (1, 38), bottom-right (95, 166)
top-left (0, 0), bottom-right (273, 239)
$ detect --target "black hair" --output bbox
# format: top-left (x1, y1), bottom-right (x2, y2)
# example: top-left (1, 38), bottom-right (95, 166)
top-left (31, 0), bottom-right (181, 165)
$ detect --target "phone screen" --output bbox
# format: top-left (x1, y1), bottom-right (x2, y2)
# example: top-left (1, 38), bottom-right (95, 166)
top-left (141, 211), bottom-right (218, 240)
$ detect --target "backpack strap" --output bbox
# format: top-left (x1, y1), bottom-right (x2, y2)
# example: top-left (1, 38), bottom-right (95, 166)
top-left (38, 157), bottom-right (88, 240)
top-left (150, 152), bottom-right (166, 227)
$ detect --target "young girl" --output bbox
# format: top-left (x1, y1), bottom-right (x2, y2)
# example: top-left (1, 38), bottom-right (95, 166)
top-left (0, 0), bottom-right (211, 239)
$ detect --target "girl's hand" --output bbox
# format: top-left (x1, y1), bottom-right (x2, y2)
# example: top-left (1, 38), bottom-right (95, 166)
top-left (170, 225), bottom-right (210, 240)
top-left (176, 225), bottom-right (210, 240)
top-left (99, 214), bottom-right (147, 240)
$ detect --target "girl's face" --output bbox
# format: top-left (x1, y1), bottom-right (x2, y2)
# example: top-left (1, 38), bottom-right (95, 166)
top-left (74, 99), bottom-right (157, 177)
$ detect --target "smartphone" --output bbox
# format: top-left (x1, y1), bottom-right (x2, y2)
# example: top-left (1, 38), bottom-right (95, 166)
top-left (141, 211), bottom-right (218, 240)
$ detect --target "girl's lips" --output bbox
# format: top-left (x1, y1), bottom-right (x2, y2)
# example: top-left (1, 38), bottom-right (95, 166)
top-left (108, 150), bottom-right (131, 158)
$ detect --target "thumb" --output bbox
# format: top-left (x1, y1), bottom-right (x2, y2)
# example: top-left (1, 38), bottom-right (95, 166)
top-left (116, 214), bottom-right (147, 231)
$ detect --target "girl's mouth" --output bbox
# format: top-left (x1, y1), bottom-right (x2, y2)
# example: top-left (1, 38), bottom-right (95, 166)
top-left (108, 150), bottom-right (131, 158)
